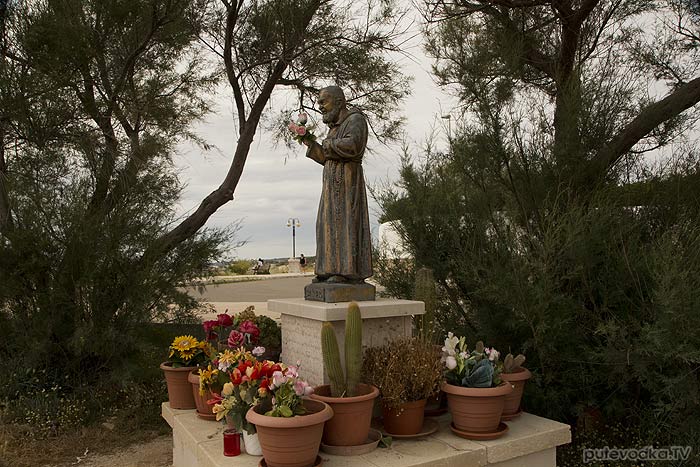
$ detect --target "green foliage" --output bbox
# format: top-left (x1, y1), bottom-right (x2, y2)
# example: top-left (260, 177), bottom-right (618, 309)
top-left (228, 259), bottom-right (253, 275)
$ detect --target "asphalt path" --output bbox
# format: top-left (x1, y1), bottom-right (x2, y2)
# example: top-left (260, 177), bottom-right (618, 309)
top-left (186, 276), bottom-right (312, 302)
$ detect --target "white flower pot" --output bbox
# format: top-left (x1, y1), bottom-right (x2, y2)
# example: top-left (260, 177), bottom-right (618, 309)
top-left (243, 430), bottom-right (262, 456)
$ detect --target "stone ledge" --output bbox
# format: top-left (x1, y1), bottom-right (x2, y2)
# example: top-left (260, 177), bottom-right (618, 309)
top-left (162, 403), bottom-right (570, 467)
top-left (268, 298), bottom-right (425, 321)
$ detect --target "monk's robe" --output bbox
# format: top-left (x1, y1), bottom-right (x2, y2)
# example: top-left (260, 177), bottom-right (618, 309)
top-left (305, 110), bottom-right (372, 281)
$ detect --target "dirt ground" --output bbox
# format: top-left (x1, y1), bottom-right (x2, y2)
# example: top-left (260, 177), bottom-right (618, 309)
top-left (69, 435), bottom-right (172, 467)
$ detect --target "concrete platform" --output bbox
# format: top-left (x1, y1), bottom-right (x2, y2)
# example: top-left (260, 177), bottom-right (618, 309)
top-left (162, 402), bottom-right (571, 467)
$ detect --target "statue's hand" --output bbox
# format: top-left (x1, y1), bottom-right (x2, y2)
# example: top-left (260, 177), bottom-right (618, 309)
top-left (322, 139), bottom-right (332, 152)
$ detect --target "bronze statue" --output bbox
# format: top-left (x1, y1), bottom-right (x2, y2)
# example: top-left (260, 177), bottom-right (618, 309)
top-left (303, 86), bottom-right (374, 300)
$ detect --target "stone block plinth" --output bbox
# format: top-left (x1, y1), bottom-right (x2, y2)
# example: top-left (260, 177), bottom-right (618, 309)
top-left (268, 298), bottom-right (424, 387)
top-left (162, 403), bottom-right (571, 467)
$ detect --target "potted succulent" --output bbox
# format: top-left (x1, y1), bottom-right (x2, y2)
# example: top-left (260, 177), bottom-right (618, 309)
top-left (498, 352), bottom-right (531, 420)
top-left (310, 302), bottom-right (379, 447)
top-left (209, 348), bottom-right (280, 455)
top-left (245, 364), bottom-right (332, 467)
top-left (441, 333), bottom-right (512, 439)
top-left (160, 335), bottom-right (214, 409)
top-left (364, 337), bottom-right (443, 435)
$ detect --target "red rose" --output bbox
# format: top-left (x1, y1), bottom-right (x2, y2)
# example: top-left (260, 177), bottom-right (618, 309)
top-left (217, 313), bottom-right (233, 327)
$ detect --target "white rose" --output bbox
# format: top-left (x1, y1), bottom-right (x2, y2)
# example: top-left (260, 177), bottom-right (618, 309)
top-left (446, 356), bottom-right (457, 370)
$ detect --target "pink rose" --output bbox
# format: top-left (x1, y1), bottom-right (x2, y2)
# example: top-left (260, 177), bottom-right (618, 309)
top-left (288, 122), bottom-right (298, 132)
top-left (239, 320), bottom-right (260, 343)
top-left (295, 126), bottom-right (307, 136)
top-left (228, 330), bottom-right (244, 348)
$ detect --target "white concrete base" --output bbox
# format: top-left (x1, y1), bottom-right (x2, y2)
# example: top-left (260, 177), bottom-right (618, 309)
top-left (162, 403), bottom-right (571, 467)
top-left (288, 259), bottom-right (302, 274)
top-left (269, 298), bottom-right (425, 386)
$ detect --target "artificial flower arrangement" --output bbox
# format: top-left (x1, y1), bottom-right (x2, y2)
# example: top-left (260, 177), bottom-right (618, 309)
top-left (208, 349), bottom-right (313, 435)
top-left (202, 312), bottom-right (234, 345)
top-left (233, 306), bottom-right (281, 355)
top-left (168, 335), bottom-right (215, 368)
top-left (441, 333), bottom-right (502, 388)
top-left (199, 346), bottom-right (267, 396)
top-left (287, 112), bottom-right (317, 145)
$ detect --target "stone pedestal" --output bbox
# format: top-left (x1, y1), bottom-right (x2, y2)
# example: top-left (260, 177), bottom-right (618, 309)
top-left (304, 281), bottom-right (375, 302)
top-left (162, 403), bottom-right (571, 467)
top-left (268, 298), bottom-right (424, 387)
top-left (287, 258), bottom-right (301, 273)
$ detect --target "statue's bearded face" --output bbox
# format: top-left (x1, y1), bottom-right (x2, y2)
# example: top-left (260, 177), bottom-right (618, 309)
top-left (319, 91), bottom-right (341, 124)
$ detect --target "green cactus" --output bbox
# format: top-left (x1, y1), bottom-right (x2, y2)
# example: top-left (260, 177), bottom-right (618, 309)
top-left (320, 302), bottom-right (364, 397)
top-left (503, 353), bottom-right (526, 373)
top-left (321, 322), bottom-right (345, 397)
top-left (345, 302), bottom-right (362, 396)
top-left (414, 267), bottom-right (438, 343)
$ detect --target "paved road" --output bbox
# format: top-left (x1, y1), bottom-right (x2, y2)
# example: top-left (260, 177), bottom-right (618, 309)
top-left (187, 276), bottom-right (312, 302)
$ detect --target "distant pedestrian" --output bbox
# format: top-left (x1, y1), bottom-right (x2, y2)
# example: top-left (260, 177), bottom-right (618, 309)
top-left (299, 254), bottom-right (306, 267)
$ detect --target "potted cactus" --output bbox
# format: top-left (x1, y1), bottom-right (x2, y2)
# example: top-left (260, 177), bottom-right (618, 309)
top-left (499, 352), bottom-right (531, 420)
top-left (441, 333), bottom-right (512, 440)
top-left (310, 302), bottom-right (379, 447)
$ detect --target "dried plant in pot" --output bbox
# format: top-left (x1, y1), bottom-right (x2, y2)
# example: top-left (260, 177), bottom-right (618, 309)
top-left (497, 352), bottom-right (531, 420)
top-left (441, 334), bottom-right (512, 440)
top-left (310, 302), bottom-right (380, 447)
top-left (364, 337), bottom-right (443, 436)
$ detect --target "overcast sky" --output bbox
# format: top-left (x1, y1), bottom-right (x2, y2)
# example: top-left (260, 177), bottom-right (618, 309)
top-left (173, 22), bottom-right (456, 261)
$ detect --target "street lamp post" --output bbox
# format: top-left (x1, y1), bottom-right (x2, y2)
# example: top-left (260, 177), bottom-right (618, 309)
top-left (286, 218), bottom-right (301, 258)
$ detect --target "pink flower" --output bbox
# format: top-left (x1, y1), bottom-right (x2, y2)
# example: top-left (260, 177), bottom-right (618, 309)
top-left (285, 366), bottom-right (298, 379)
top-left (228, 330), bottom-right (244, 348)
top-left (252, 346), bottom-right (266, 357)
top-left (203, 320), bottom-right (218, 333)
top-left (294, 380), bottom-right (309, 396)
top-left (217, 313), bottom-right (233, 327)
top-left (295, 126), bottom-right (307, 136)
top-left (271, 370), bottom-right (287, 388)
top-left (288, 122), bottom-right (298, 132)
top-left (298, 112), bottom-right (308, 125)
top-left (239, 320), bottom-right (260, 342)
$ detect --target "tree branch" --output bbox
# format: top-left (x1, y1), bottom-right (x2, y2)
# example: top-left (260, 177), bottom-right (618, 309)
top-left (224, 0), bottom-right (246, 134)
top-left (591, 75), bottom-right (700, 176)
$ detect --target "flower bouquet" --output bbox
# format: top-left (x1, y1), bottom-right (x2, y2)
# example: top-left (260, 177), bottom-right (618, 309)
top-left (161, 335), bottom-right (215, 409)
top-left (233, 306), bottom-right (282, 360)
top-left (440, 333), bottom-right (512, 439)
top-left (244, 363), bottom-right (331, 467)
top-left (288, 112), bottom-right (317, 145)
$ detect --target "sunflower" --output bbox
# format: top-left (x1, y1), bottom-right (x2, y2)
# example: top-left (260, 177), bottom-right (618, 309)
top-left (171, 335), bottom-right (197, 352)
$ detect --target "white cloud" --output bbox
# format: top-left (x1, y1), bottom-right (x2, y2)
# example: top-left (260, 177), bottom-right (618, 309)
top-left (173, 18), bottom-right (456, 260)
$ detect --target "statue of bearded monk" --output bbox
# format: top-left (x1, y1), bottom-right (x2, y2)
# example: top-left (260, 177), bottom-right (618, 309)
top-left (303, 86), bottom-right (372, 286)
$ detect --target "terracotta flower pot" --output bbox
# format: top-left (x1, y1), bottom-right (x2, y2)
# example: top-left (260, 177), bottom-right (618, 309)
top-left (246, 399), bottom-right (333, 467)
top-left (160, 362), bottom-right (196, 409)
top-left (442, 382), bottom-right (512, 434)
top-left (500, 367), bottom-right (532, 420)
top-left (310, 384), bottom-right (379, 446)
top-left (382, 399), bottom-right (427, 435)
top-left (187, 370), bottom-right (216, 420)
